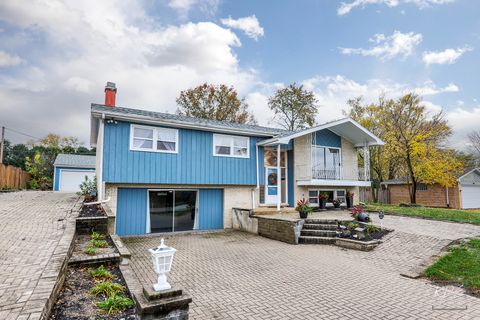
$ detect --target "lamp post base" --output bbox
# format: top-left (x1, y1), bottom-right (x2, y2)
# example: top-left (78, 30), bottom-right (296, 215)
top-left (153, 274), bottom-right (171, 292)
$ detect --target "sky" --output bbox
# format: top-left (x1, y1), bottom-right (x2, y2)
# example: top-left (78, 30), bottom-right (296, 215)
top-left (1, 0), bottom-right (479, 150)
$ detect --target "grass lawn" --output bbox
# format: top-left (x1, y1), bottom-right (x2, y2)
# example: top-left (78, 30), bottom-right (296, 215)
top-left (425, 239), bottom-right (480, 295)
top-left (365, 203), bottom-right (480, 225)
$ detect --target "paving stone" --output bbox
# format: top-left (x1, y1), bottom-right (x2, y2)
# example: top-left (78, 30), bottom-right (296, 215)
top-left (0, 191), bottom-right (78, 319)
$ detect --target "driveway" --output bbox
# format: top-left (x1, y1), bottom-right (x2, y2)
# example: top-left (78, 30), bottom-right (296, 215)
top-left (123, 215), bottom-right (480, 320)
top-left (0, 191), bottom-right (79, 320)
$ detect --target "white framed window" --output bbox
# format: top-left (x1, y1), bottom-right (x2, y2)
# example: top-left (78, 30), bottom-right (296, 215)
top-left (307, 189), bottom-right (346, 206)
top-left (213, 134), bottom-right (249, 158)
top-left (308, 190), bottom-right (319, 204)
top-left (130, 124), bottom-right (178, 153)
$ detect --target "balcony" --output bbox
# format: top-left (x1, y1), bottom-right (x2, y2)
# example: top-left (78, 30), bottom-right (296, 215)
top-left (297, 166), bottom-right (371, 187)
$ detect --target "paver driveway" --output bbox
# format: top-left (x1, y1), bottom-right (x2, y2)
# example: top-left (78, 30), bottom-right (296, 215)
top-left (123, 215), bottom-right (480, 320)
top-left (0, 191), bottom-right (79, 320)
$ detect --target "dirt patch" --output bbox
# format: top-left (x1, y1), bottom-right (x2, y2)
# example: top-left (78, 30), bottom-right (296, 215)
top-left (72, 235), bottom-right (118, 259)
top-left (50, 265), bottom-right (137, 319)
top-left (79, 204), bottom-right (106, 218)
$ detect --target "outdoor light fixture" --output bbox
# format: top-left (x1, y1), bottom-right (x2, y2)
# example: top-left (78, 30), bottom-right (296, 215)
top-left (149, 238), bottom-right (176, 291)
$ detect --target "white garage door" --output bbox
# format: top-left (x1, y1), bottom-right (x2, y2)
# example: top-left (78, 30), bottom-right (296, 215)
top-left (59, 170), bottom-right (95, 192)
top-left (461, 185), bottom-right (480, 209)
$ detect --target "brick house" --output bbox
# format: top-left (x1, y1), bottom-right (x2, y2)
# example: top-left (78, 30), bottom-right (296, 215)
top-left (381, 168), bottom-right (480, 209)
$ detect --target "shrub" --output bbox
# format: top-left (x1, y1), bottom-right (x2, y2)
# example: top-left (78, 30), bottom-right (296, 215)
top-left (90, 281), bottom-right (125, 297)
top-left (97, 294), bottom-right (134, 314)
top-left (85, 246), bottom-right (97, 255)
top-left (365, 224), bottom-right (380, 234)
top-left (91, 232), bottom-right (106, 241)
top-left (347, 222), bottom-right (358, 230)
top-left (88, 265), bottom-right (113, 280)
top-left (89, 239), bottom-right (109, 248)
top-left (79, 176), bottom-right (97, 197)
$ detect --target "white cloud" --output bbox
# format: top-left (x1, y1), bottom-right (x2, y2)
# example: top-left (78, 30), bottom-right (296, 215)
top-left (0, 0), bottom-right (255, 145)
top-left (167, 0), bottom-right (219, 19)
top-left (0, 50), bottom-right (24, 67)
top-left (221, 15), bottom-right (264, 41)
top-left (413, 81), bottom-right (458, 96)
top-left (445, 106), bottom-right (480, 150)
top-left (339, 31), bottom-right (422, 60)
top-left (337, 0), bottom-right (455, 16)
top-left (422, 47), bottom-right (471, 65)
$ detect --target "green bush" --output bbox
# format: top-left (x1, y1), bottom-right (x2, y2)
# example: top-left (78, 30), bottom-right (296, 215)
top-left (91, 232), bottom-right (106, 241)
top-left (90, 281), bottom-right (125, 297)
top-left (88, 265), bottom-right (113, 280)
top-left (79, 176), bottom-right (97, 196)
top-left (85, 246), bottom-right (97, 255)
top-left (97, 294), bottom-right (134, 314)
top-left (89, 239), bottom-right (108, 248)
top-left (365, 224), bottom-right (380, 234)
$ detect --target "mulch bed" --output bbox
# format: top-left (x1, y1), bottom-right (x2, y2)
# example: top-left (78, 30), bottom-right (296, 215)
top-left (50, 265), bottom-right (137, 320)
top-left (72, 235), bottom-right (119, 259)
top-left (337, 226), bottom-right (391, 242)
top-left (79, 204), bottom-right (106, 218)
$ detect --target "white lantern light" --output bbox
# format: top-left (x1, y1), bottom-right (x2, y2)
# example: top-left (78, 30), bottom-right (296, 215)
top-left (149, 238), bottom-right (177, 291)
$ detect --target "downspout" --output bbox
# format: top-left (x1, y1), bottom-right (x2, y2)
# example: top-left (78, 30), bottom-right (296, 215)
top-left (445, 187), bottom-right (450, 208)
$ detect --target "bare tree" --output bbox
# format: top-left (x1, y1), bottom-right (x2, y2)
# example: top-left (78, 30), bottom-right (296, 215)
top-left (468, 130), bottom-right (480, 156)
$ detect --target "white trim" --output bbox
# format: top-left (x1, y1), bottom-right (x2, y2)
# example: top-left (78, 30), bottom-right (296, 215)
top-left (257, 117), bottom-right (384, 147)
top-left (256, 144), bottom-right (260, 188)
top-left (146, 188), bottom-right (199, 233)
top-left (58, 168), bottom-right (96, 192)
top-left (129, 124), bottom-right (179, 154)
top-left (97, 117), bottom-right (104, 200)
top-left (277, 144), bottom-right (281, 211)
top-left (457, 168), bottom-right (480, 182)
top-left (213, 133), bottom-right (250, 158)
top-left (308, 188), bottom-right (347, 206)
top-left (297, 179), bottom-right (371, 187)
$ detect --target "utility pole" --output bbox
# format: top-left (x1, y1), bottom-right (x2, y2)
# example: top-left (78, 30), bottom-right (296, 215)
top-left (0, 126), bottom-right (4, 164)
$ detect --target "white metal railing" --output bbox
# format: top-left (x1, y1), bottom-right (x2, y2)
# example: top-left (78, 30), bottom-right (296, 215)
top-left (312, 167), bottom-right (369, 181)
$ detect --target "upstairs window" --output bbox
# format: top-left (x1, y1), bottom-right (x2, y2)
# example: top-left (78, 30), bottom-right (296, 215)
top-left (213, 134), bottom-right (249, 158)
top-left (130, 125), bottom-right (178, 153)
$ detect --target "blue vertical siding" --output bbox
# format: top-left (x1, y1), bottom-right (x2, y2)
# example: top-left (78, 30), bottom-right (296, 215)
top-left (198, 189), bottom-right (224, 230)
top-left (116, 188), bottom-right (148, 236)
top-left (53, 166), bottom-right (95, 191)
top-left (287, 150), bottom-right (294, 206)
top-left (313, 129), bottom-right (341, 148)
top-left (103, 121), bottom-right (264, 185)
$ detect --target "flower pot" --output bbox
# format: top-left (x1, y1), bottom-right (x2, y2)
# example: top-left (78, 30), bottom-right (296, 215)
top-left (357, 212), bottom-right (370, 222)
top-left (299, 211), bottom-right (308, 219)
top-left (319, 199), bottom-right (326, 209)
top-left (346, 196), bottom-right (353, 208)
top-left (333, 202), bottom-right (341, 209)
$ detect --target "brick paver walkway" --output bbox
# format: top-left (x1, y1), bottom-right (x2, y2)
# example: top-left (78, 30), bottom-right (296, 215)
top-left (124, 216), bottom-right (480, 320)
top-left (0, 191), bottom-right (78, 320)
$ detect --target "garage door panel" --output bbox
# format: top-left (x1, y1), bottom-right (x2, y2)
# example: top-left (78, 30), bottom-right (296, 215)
top-left (59, 170), bottom-right (95, 192)
top-left (461, 185), bottom-right (480, 209)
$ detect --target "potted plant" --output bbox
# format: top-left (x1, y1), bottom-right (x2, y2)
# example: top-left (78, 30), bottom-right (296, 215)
top-left (346, 191), bottom-right (354, 208)
top-left (295, 198), bottom-right (313, 219)
top-left (332, 199), bottom-right (341, 209)
top-left (350, 205), bottom-right (370, 222)
top-left (318, 192), bottom-right (328, 210)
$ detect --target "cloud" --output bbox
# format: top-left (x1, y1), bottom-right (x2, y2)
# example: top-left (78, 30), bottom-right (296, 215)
top-left (337, 0), bottom-right (455, 16)
top-left (0, 0), bottom-right (255, 145)
top-left (167, 0), bottom-right (220, 19)
top-left (339, 31), bottom-right (422, 60)
top-left (221, 15), bottom-right (264, 41)
top-left (422, 47), bottom-right (471, 65)
top-left (0, 50), bottom-right (24, 67)
top-left (445, 106), bottom-right (480, 150)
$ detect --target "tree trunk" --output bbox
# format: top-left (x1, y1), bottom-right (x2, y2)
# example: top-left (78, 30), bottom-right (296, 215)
top-left (406, 149), bottom-right (417, 204)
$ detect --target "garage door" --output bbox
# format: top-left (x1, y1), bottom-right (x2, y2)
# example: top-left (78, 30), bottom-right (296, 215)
top-left (59, 170), bottom-right (95, 192)
top-left (461, 185), bottom-right (480, 209)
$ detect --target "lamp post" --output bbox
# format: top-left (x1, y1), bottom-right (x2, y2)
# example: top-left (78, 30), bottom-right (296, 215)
top-left (149, 238), bottom-right (176, 291)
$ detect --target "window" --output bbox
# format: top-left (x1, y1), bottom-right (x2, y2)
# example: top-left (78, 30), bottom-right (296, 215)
top-left (130, 125), bottom-right (178, 153)
top-left (308, 190), bottom-right (319, 204)
top-left (308, 189), bottom-right (345, 206)
top-left (416, 184), bottom-right (428, 191)
top-left (311, 146), bottom-right (341, 179)
top-left (213, 134), bottom-right (249, 158)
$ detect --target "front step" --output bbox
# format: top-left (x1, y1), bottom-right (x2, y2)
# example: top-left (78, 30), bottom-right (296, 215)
top-left (304, 219), bottom-right (339, 224)
top-left (303, 223), bottom-right (338, 230)
top-left (299, 236), bottom-right (336, 244)
top-left (301, 229), bottom-right (337, 237)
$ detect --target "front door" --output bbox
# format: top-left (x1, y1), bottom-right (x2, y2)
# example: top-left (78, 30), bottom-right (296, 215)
top-left (149, 190), bottom-right (197, 233)
top-left (265, 167), bottom-right (279, 204)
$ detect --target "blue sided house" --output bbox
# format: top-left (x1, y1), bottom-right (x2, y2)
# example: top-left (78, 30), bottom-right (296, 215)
top-left (90, 83), bottom-right (384, 236)
top-left (53, 154), bottom-right (96, 192)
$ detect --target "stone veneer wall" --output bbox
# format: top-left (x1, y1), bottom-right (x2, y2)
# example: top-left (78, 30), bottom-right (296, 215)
top-left (257, 217), bottom-right (304, 244)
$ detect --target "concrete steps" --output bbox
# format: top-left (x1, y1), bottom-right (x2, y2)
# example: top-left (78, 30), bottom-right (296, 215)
top-left (298, 236), bottom-right (336, 244)
top-left (300, 229), bottom-right (337, 237)
top-left (299, 218), bottom-right (350, 245)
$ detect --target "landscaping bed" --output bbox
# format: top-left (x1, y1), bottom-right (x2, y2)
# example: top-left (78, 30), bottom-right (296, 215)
top-left (79, 203), bottom-right (106, 218)
top-left (365, 203), bottom-right (480, 225)
top-left (70, 232), bottom-right (121, 266)
top-left (337, 221), bottom-right (391, 242)
top-left (425, 238), bottom-right (480, 297)
top-left (50, 265), bottom-right (137, 319)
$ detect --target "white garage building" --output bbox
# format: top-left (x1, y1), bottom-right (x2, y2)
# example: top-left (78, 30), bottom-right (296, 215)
top-left (459, 168), bottom-right (480, 209)
top-left (53, 154), bottom-right (96, 192)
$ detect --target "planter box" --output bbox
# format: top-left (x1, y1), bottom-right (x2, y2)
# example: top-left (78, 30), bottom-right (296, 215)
top-left (335, 238), bottom-right (381, 251)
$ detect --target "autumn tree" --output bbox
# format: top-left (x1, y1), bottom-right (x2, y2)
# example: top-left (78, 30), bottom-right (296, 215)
top-left (383, 93), bottom-right (463, 203)
top-left (176, 83), bottom-right (256, 124)
top-left (268, 83), bottom-right (318, 131)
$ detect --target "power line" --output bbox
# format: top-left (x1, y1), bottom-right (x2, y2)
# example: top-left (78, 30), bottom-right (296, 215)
top-left (3, 127), bottom-right (42, 141)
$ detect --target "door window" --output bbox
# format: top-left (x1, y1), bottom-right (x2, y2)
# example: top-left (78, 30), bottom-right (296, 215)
top-left (149, 190), bottom-right (197, 233)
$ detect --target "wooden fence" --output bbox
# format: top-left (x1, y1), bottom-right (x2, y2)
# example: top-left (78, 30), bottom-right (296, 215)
top-left (0, 163), bottom-right (31, 189)
top-left (359, 187), bottom-right (390, 204)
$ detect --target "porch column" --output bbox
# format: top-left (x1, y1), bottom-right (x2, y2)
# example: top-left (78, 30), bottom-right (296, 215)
top-left (363, 142), bottom-right (370, 181)
top-left (277, 144), bottom-right (281, 211)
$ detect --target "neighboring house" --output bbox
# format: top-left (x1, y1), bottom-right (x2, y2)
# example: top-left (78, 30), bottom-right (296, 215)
top-left (53, 154), bottom-right (96, 192)
top-left (90, 83), bottom-right (384, 236)
top-left (381, 168), bottom-right (480, 209)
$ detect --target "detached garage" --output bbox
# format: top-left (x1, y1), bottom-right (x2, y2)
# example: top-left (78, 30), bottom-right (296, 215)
top-left (53, 154), bottom-right (96, 192)
top-left (459, 168), bottom-right (480, 209)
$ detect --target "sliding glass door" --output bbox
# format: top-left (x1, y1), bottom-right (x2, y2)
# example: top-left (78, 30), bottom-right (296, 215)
top-left (149, 190), bottom-right (197, 233)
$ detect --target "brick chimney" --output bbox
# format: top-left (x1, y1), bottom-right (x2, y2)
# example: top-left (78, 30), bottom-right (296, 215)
top-left (104, 82), bottom-right (117, 107)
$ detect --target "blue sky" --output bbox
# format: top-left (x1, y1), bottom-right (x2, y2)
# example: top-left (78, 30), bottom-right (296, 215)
top-left (0, 0), bottom-right (479, 149)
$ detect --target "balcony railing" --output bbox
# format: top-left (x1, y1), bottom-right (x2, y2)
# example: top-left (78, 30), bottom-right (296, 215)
top-left (312, 167), bottom-right (369, 181)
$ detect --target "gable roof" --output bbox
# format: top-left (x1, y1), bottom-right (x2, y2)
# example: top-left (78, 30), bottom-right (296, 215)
top-left (257, 118), bottom-right (384, 147)
top-left (91, 104), bottom-right (286, 138)
top-left (458, 168), bottom-right (480, 183)
top-left (54, 154), bottom-right (96, 168)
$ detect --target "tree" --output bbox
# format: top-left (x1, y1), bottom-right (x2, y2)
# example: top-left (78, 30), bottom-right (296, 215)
top-left (176, 83), bottom-right (256, 124)
top-left (468, 130), bottom-right (480, 158)
top-left (383, 93), bottom-right (463, 203)
top-left (268, 83), bottom-right (318, 131)
top-left (2, 140), bottom-right (32, 170)
top-left (25, 151), bottom-right (51, 190)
